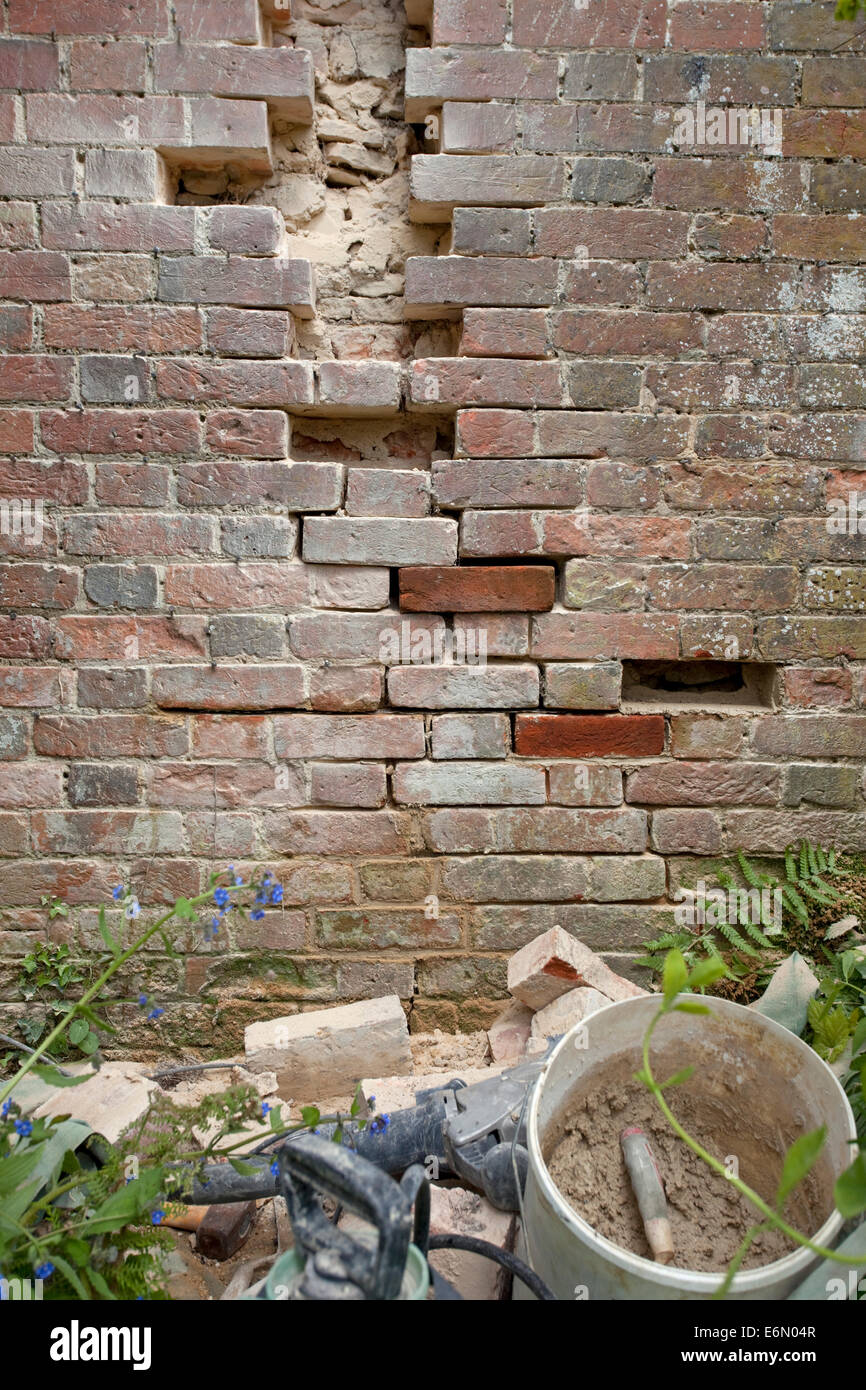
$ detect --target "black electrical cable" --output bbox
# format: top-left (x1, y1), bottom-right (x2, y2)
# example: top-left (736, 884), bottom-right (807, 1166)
top-left (427, 1233), bottom-right (557, 1301)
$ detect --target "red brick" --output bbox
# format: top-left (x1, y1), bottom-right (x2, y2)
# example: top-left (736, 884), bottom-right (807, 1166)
top-left (165, 562), bottom-right (311, 611)
top-left (41, 409), bottom-right (200, 456)
top-left (405, 256), bottom-right (558, 316)
top-left (153, 665), bottom-right (306, 711)
top-left (0, 668), bottom-right (61, 707)
top-left (433, 0), bottom-right (506, 44)
top-left (206, 308), bottom-right (290, 359)
top-left (515, 713), bottom-right (664, 757)
top-left (205, 410), bottom-right (288, 459)
top-left (44, 305), bottom-right (202, 352)
top-left (404, 48), bottom-right (559, 122)
top-left (10, 0), bottom-right (167, 33)
top-left (0, 306), bottom-right (33, 351)
top-left (554, 310), bottom-right (702, 356)
top-left (627, 762), bottom-right (780, 805)
top-left (42, 202), bottom-right (194, 253)
top-left (95, 463), bottom-right (170, 508)
top-left (669, 3), bottom-right (765, 49)
top-left (433, 457), bottom-right (584, 509)
top-left (0, 615), bottom-right (50, 659)
top-left (157, 359), bottom-right (314, 408)
top-left (774, 214), bottom-right (866, 263)
top-left (513, 0), bottom-right (666, 47)
top-left (68, 40), bottom-right (147, 92)
top-left (158, 257), bottom-right (315, 316)
top-left (648, 263), bottom-right (800, 311)
top-left (535, 209), bottom-right (688, 260)
top-left (423, 806), bottom-right (647, 854)
top-left (309, 667), bottom-right (382, 713)
top-left (410, 358), bottom-right (562, 408)
top-left (55, 616), bottom-right (207, 662)
top-left (0, 564), bottom-right (79, 610)
top-left (0, 410), bottom-right (35, 453)
top-left (155, 44), bottom-right (313, 121)
top-left (456, 409), bottom-right (536, 458)
top-left (26, 95), bottom-right (184, 146)
top-left (653, 157), bottom-right (807, 212)
top-left (0, 37), bottom-right (59, 87)
top-left (460, 309), bottom-right (549, 359)
top-left (399, 565), bottom-right (555, 612)
top-left (782, 667), bottom-right (854, 708)
top-left (173, 0), bottom-right (262, 42)
top-left (0, 251), bottom-right (70, 302)
top-left (531, 612), bottom-right (680, 659)
top-left (62, 514), bottom-right (214, 558)
top-left (0, 356), bottom-right (72, 403)
top-left (0, 203), bottom-right (37, 250)
top-left (34, 715), bottom-right (187, 758)
top-left (783, 109), bottom-right (866, 159)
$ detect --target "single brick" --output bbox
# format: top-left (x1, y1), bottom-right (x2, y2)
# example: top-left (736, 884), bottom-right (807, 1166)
top-left (507, 925), bottom-right (645, 1012)
top-left (626, 762), bottom-right (780, 805)
top-left (155, 44), bottom-right (313, 121)
top-left (311, 763), bottom-right (387, 808)
top-left (244, 996), bottom-right (411, 1097)
top-left (84, 149), bottom-right (164, 200)
top-left (153, 665), bottom-right (306, 711)
top-left (389, 665), bottom-right (539, 709)
top-left (317, 361), bottom-right (402, 413)
top-left (441, 855), bottom-right (589, 903)
top-left (303, 517), bottom-right (457, 566)
top-left (411, 155), bottom-right (566, 220)
top-left (440, 102), bottom-right (517, 154)
top-left (210, 614), bottom-right (286, 659)
top-left (80, 355), bottom-right (149, 405)
top-left (452, 209), bottom-right (532, 257)
top-left (158, 257), bottom-right (315, 317)
top-left (432, 0), bottom-right (507, 44)
top-left (207, 308), bottom-right (291, 359)
top-left (84, 564), bottom-right (158, 610)
top-left (78, 667), bottom-right (148, 709)
top-left (410, 357), bottom-right (562, 408)
top-left (517, 713), bottom-right (664, 758)
top-left (274, 714), bottom-right (425, 760)
top-left (460, 308), bottom-right (548, 359)
top-left (431, 713), bottom-right (510, 760)
top-left (68, 763), bottom-right (139, 807)
top-left (433, 457), bottom-right (582, 509)
top-left (392, 761), bottom-right (546, 806)
top-left (405, 256), bottom-right (557, 316)
top-left (0, 148), bottom-right (75, 197)
top-left (404, 48), bottom-right (558, 122)
top-left (310, 667), bottom-right (382, 713)
top-left (346, 468), bottom-right (429, 518)
top-left (651, 809), bottom-right (723, 854)
top-left (206, 206), bottom-right (284, 256)
top-left (547, 764), bottom-right (623, 806)
top-left (399, 565), bottom-right (554, 612)
top-left (221, 516), bottom-right (296, 559)
top-left (544, 662), bottom-right (622, 710)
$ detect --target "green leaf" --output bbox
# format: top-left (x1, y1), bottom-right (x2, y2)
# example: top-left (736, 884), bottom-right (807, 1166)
top-left (63, 1236), bottom-right (91, 1268)
top-left (78, 1031), bottom-right (99, 1056)
top-left (98, 905), bottom-right (120, 957)
top-left (686, 957), bottom-right (728, 991)
top-left (268, 1105), bottom-right (283, 1132)
top-left (67, 1019), bottom-right (89, 1046)
top-left (300, 1105), bottom-right (320, 1128)
top-left (31, 1064), bottom-right (94, 1088)
top-left (673, 1000), bottom-right (711, 1015)
top-left (851, 1017), bottom-right (866, 1057)
top-left (835, 1151), bottom-right (866, 1219)
top-left (0, 1145), bottom-right (43, 1197)
top-left (174, 897), bottom-right (197, 922)
top-left (49, 1251), bottom-right (90, 1300)
top-left (660, 1065), bottom-right (695, 1090)
top-left (227, 1157), bottom-right (259, 1176)
top-left (662, 949), bottom-right (688, 1006)
top-left (81, 1166), bottom-right (163, 1235)
top-left (776, 1126), bottom-right (826, 1210)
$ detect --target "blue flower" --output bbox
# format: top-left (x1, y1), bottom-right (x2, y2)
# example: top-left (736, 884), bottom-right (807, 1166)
top-left (125, 897), bottom-right (141, 920)
top-left (263, 873), bottom-right (272, 886)
top-left (214, 887), bottom-right (229, 909)
top-left (138, 994), bottom-right (148, 1007)
top-left (112, 884), bottom-right (124, 901)
top-left (370, 1114), bottom-right (390, 1134)
top-left (250, 908), bottom-right (265, 921)
top-left (261, 1101), bottom-right (271, 1117)
top-left (151, 1210), bottom-right (165, 1226)
top-left (270, 885), bottom-right (283, 904)
top-left (14, 1119), bottom-right (33, 1137)
top-left (35, 1263), bottom-right (54, 1280)
top-left (270, 1159), bottom-right (279, 1177)
top-left (1, 1100), bottom-right (11, 1118)
top-left (233, 874), bottom-right (244, 887)
top-left (147, 1007), bottom-right (165, 1022)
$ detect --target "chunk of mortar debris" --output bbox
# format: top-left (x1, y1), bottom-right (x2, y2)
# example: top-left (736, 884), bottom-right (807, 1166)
top-left (507, 926), bottom-right (646, 1012)
top-left (487, 1000), bottom-right (533, 1063)
top-left (244, 995), bottom-right (411, 1099)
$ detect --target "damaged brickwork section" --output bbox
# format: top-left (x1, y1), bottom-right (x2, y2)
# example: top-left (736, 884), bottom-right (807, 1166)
top-left (0, 0), bottom-right (864, 1049)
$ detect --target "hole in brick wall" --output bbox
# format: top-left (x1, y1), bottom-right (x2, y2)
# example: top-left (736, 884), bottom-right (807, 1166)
top-left (622, 660), bottom-right (775, 710)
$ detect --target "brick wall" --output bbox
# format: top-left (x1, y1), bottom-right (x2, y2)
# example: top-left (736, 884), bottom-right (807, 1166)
top-left (0, 0), bottom-right (864, 1050)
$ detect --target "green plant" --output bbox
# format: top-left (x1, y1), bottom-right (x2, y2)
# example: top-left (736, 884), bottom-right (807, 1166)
top-left (39, 894), bottom-right (69, 921)
top-left (835, 0), bottom-right (866, 21)
top-left (735, 843), bottom-right (843, 932)
top-left (639, 950), bottom-right (866, 1298)
top-left (15, 942), bottom-right (99, 1059)
top-left (0, 868), bottom-right (379, 1300)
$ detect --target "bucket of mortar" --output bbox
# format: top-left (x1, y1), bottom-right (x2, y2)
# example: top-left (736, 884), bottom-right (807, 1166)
top-left (520, 994), bottom-right (857, 1300)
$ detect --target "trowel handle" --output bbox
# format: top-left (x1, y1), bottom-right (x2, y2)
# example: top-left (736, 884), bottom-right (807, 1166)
top-left (620, 1126), bottom-right (675, 1265)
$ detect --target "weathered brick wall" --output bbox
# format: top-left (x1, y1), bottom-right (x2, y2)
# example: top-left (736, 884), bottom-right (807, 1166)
top-left (0, 0), bottom-right (864, 1050)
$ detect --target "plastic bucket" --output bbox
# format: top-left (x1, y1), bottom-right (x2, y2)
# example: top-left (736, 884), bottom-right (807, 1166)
top-left (522, 995), bottom-right (857, 1300)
